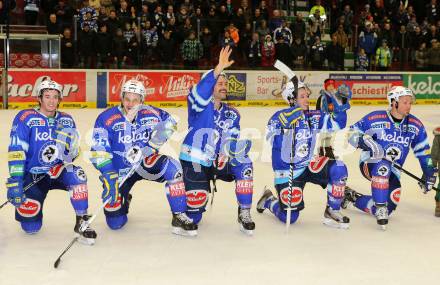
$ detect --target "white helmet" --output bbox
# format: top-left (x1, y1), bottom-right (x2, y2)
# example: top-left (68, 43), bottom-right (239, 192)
top-left (387, 86), bottom-right (414, 105)
top-left (121, 79), bottom-right (146, 101)
top-left (281, 80), bottom-right (306, 105)
top-left (37, 80), bottom-right (63, 98)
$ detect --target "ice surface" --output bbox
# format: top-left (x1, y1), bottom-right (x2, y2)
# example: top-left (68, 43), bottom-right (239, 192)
top-left (0, 105), bottom-right (439, 285)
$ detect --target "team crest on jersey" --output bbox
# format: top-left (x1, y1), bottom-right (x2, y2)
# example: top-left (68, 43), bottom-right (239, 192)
top-left (385, 144), bottom-right (403, 162)
top-left (308, 156), bottom-right (329, 173)
top-left (241, 167), bottom-right (253, 179)
top-left (186, 190), bottom-right (208, 208)
top-left (75, 168), bottom-right (87, 181)
top-left (38, 142), bottom-right (59, 165)
top-left (224, 110), bottom-right (238, 120)
top-left (17, 198), bottom-right (41, 218)
top-left (124, 145), bottom-right (143, 165)
top-left (27, 118), bottom-right (46, 127)
top-left (377, 165), bottom-right (390, 176)
top-left (390, 188), bottom-right (401, 204)
top-left (280, 187), bottom-right (303, 206)
top-left (296, 143), bottom-right (309, 158)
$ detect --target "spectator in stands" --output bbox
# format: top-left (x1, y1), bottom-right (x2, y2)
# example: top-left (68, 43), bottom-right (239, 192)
top-left (233, 7), bottom-right (246, 32)
top-left (310, 0), bottom-right (326, 17)
top-left (395, 25), bottom-right (410, 65)
top-left (261, 34), bottom-right (275, 67)
top-left (112, 28), bottom-right (128, 68)
top-left (240, 0), bottom-right (252, 24)
top-left (61, 27), bottom-right (75, 68)
top-left (78, 23), bottom-right (96, 68)
top-left (141, 20), bottom-right (158, 65)
top-left (117, 1), bottom-right (130, 27)
top-left (426, 0), bottom-right (440, 24)
top-left (54, 0), bottom-right (74, 29)
top-left (180, 18), bottom-right (194, 42)
top-left (98, 6), bottom-right (109, 24)
top-left (123, 23), bottom-right (138, 66)
top-left (227, 23), bottom-right (240, 46)
top-left (269, 9), bottom-right (283, 33)
top-left (47, 13), bottom-right (62, 35)
top-left (371, 0), bottom-right (385, 24)
top-left (176, 5), bottom-right (189, 26)
top-left (106, 9), bottom-right (121, 36)
top-left (0, 1), bottom-right (16, 25)
top-left (375, 39), bottom-right (392, 71)
top-left (157, 29), bottom-right (176, 69)
top-left (138, 5), bottom-right (151, 29)
top-left (426, 25), bottom-right (440, 47)
top-left (333, 24), bottom-right (348, 50)
top-left (275, 36), bottom-right (292, 67)
top-left (406, 15), bottom-right (419, 34)
top-left (341, 5), bottom-right (353, 35)
top-left (427, 39), bottom-right (440, 70)
top-left (355, 48), bottom-right (369, 71)
top-left (252, 8), bottom-right (264, 28)
top-left (415, 42), bottom-right (428, 70)
top-left (95, 23), bottom-right (112, 68)
top-left (291, 37), bottom-right (307, 69)
top-left (309, 36), bottom-right (326, 70)
top-left (24, 0), bottom-right (40, 25)
top-left (129, 5), bottom-right (138, 26)
top-left (200, 27), bottom-right (213, 64)
top-left (247, 32), bottom-right (261, 67)
top-left (256, 19), bottom-right (270, 40)
top-left (79, 0), bottom-right (98, 31)
top-left (226, 0), bottom-right (234, 18)
top-left (379, 21), bottom-right (395, 54)
top-left (291, 13), bottom-right (306, 41)
top-left (359, 22), bottom-right (378, 67)
top-left (181, 30), bottom-right (203, 69)
top-left (327, 34), bottom-right (344, 71)
top-left (308, 9), bottom-right (325, 41)
top-left (191, 7), bottom-right (205, 29)
top-left (206, 7), bottom-right (220, 43)
top-left (239, 22), bottom-right (252, 61)
top-left (259, 0), bottom-right (269, 21)
top-left (100, 0), bottom-right (113, 15)
top-left (218, 5), bottom-right (231, 32)
top-left (410, 26), bottom-right (426, 64)
top-left (273, 20), bottom-right (293, 46)
top-left (89, 0), bottom-right (100, 10)
top-left (166, 4), bottom-right (175, 22)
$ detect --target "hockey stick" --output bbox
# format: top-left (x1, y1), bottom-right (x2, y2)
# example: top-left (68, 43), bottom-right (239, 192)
top-left (274, 60), bottom-right (298, 232)
top-left (385, 159), bottom-right (440, 192)
top-left (53, 159), bottom-right (142, 269)
top-left (0, 175), bottom-right (46, 210)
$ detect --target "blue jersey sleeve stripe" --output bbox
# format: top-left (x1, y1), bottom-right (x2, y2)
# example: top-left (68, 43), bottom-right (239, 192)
top-left (188, 95), bottom-right (205, 112)
top-left (191, 85), bottom-right (212, 107)
top-left (413, 138), bottom-right (429, 152)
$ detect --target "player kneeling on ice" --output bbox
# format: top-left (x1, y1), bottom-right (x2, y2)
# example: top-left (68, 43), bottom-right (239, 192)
top-left (6, 80), bottom-right (97, 244)
top-left (256, 79), bottom-right (351, 229)
top-left (90, 79), bottom-right (197, 236)
top-left (179, 46), bottom-right (255, 235)
top-left (342, 86), bottom-right (438, 230)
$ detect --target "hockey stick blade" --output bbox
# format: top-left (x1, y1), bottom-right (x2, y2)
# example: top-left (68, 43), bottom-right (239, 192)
top-left (53, 237), bottom-right (78, 269)
top-left (274, 60), bottom-right (296, 80)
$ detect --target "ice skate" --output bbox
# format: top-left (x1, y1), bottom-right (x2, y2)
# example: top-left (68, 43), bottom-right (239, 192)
top-left (256, 187), bottom-right (275, 213)
top-left (74, 215), bottom-right (97, 245)
top-left (375, 204), bottom-right (388, 231)
top-left (237, 207), bottom-right (255, 235)
top-left (323, 206), bottom-right (350, 229)
top-left (341, 186), bottom-right (362, 209)
top-left (172, 213), bottom-right (198, 237)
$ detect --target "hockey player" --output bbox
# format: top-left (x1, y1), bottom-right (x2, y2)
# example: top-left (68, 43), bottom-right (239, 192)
top-left (256, 79), bottom-right (351, 228)
top-left (179, 46), bottom-right (256, 235)
top-left (432, 127), bottom-right (440, 217)
top-left (90, 79), bottom-right (197, 236)
top-left (342, 86), bottom-right (438, 229)
top-left (6, 80), bottom-right (97, 244)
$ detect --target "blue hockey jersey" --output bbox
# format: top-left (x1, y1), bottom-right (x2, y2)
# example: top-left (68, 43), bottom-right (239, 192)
top-left (351, 110), bottom-right (434, 177)
top-left (267, 108), bottom-right (347, 184)
top-left (90, 105), bottom-right (175, 177)
top-left (179, 70), bottom-right (240, 167)
top-left (8, 109), bottom-right (77, 177)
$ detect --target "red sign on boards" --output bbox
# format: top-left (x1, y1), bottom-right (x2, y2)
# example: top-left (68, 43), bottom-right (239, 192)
top-left (5, 71), bottom-right (86, 102)
top-left (108, 71), bottom-right (201, 102)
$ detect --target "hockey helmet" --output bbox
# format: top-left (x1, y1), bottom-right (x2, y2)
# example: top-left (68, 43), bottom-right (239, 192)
top-left (281, 80), bottom-right (306, 104)
top-left (387, 86), bottom-right (414, 105)
top-left (121, 79), bottom-right (146, 101)
top-left (37, 80), bottom-right (63, 98)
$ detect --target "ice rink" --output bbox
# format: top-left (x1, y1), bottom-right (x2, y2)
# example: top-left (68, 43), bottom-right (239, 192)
top-left (0, 105), bottom-right (439, 285)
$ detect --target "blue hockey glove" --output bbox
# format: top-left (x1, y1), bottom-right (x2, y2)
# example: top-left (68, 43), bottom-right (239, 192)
top-left (100, 171), bottom-right (119, 206)
top-left (419, 170), bottom-right (438, 194)
top-left (278, 107), bottom-right (303, 128)
top-left (6, 177), bottom-right (25, 207)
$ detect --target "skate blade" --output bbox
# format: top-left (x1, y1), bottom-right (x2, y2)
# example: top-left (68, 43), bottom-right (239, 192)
top-left (74, 233), bottom-right (96, 246)
top-left (239, 224), bottom-right (254, 236)
top-left (172, 227), bottom-right (198, 237)
top-left (379, 224), bottom-right (387, 231)
top-left (323, 218), bottom-right (350, 229)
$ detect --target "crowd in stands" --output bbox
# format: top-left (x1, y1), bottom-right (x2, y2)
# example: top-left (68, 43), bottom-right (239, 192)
top-left (0, 0), bottom-right (439, 71)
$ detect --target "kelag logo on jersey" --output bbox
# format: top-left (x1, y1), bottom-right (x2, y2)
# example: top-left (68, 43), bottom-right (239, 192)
top-left (117, 130), bottom-right (149, 144)
top-left (379, 131), bottom-right (410, 147)
top-left (35, 129), bottom-right (53, 141)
